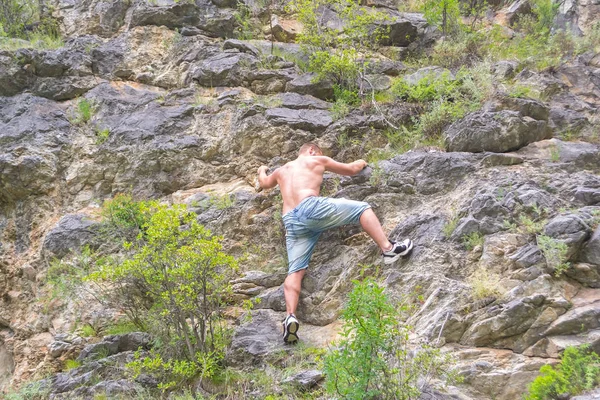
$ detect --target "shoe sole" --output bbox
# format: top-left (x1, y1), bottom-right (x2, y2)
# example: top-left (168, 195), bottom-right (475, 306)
top-left (283, 320), bottom-right (299, 344)
top-left (383, 240), bottom-right (414, 264)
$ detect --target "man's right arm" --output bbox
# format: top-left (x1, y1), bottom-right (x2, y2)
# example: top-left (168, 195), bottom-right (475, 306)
top-left (258, 166), bottom-right (279, 189)
top-left (320, 157), bottom-right (367, 176)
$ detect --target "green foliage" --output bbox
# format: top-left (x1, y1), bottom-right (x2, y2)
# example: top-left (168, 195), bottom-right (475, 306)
top-left (518, 214), bottom-right (546, 235)
top-left (0, 0), bottom-right (60, 41)
top-left (537, 235), bottom-right (570, 277)
top-left (324, 276), bottom-right (458, 399)
top-left (392, 71), bottom-right (459, 103)
top-left (71, 98), bottom-right (95, 125)
top-left (233, 1), bottom-right (257, 40)
top-left (4, 381), bottom-right (50, 400)
top-left (423, 0), bottom-right (461, 36)
top-left (80, 323), bottom-right (99, 338)
top-left (64, 359), bottom-right (82, 370)
top-left (462, 231), bottom-right (484, 251)
top-left (95, 127), bottom-right (110, 145)
top-left (550, 145), bottom-right (560, 162)
top-left (100, 193), bottom-right (151, 240)
top-left (530, 0), bottom-right (560, 33)
top-left (105, 320), bottom-right (140, 335)
top-left (87, 203), bottom-right (238, 361)
top-left (288, 0), bottom-right (388, 90)
top-left (128, 349), bottom-right (221, 391)
top-left (331, 85), bottom-right (361, 120)
top-left (443, 213), bottom-right (459, 238)
top-left (525, 345), bottom-right (600, 400)
top-left (467, 267), bottom-right (503, 300)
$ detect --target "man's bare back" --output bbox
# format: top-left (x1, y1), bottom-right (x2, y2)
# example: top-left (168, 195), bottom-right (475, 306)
top-left (257, 145), bottom-right (367, 214)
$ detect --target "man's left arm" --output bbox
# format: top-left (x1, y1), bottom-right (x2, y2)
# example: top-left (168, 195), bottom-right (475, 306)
top-left (258, 166), bottom-right (278, 189)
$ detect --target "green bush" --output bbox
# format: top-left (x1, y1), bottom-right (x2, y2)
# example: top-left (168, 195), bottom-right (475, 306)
top-left (324, 276), bottom-right (458, 399)
top-left (423, 0), bottom-right (461, 36)
top-left (87, 203), bottom-right (238, 361)
top-left (525, 345), bottom-right (600, 400)
top-left (100, 194), bottom-right (151, 238)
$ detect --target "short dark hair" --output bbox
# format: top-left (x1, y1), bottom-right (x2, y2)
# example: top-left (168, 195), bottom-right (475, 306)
top-left (299, 142), bottom-right (322, 155)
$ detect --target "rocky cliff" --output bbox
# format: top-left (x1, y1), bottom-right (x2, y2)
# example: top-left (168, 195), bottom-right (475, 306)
top-left (1, 0), bottom-right (600, 398)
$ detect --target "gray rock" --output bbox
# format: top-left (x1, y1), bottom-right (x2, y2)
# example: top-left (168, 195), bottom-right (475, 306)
top-left (509, 244), bottom-right (544, 269)
top-left (286, 73), bottom-right (334, 100)
top-left (444, 111), bottom-right (552, 153)
top-left (574, 188), bottom-right (600, 205)
top-left (49, 341), bottom-right (72, 358)
top-left (282, 369), bottom-right (323, 389)
top-left (376, 12), bottom-right (431, 47)
top-left (276, 93), bottom-right (331, 110)
top-left (554, 141), bottom-right (600, 170)
top-left (543, 214), bottom-right (591, 260)
top-left (381, 152), bottom-right (478, 195)
top-left (485, 95), bottom-right (550, 122)
top-left (192, 52), bottom-right (258, 87)
top-left (573, 389), bottom-right (600, 400)
top-left (265, 108), bottom-right (333, 133)
top-left (549, 107), bottom-right (590, 136)
top-left (481, 153), bottom-right (524, 167)
top-left (31, 76), bottom-right (102, 101)
top-left (54, 0), bottom-right (131, 37)
top-left (491, 61), bottom-right (518, 80)
top-left (0, 52), bottom-right (35, 96)
top-left (366, 58), bottom-right (406, 76)
top-left (566, 263), bottom-right (600, 288)
top-left (270, 14), bottom-right (302, 42)
top-left (42, 214), bottom-right (99, 259)
top-left (228, 309), bottom-right (287, 365)
top-left (581, 228), bottom-right (600, 265)
top-left (223, 39), bottom-right (260, 57)
top-left (77, 333), bottom-right (152, 362)
top-left (506, 0), bottom-right (533, 25)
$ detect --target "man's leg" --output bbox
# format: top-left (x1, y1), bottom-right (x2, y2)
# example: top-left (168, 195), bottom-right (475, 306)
top-left (284, 269), bottom-right (306, 315)
top-left (360, 208), bottom-right (393, 251)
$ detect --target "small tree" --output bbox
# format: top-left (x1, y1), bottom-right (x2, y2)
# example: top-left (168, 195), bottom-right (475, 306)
top-left (423, 0), bottom-right (461, 37)
top-left (324, 276), bottom-right (458, 399)
top-left (87, 203), bottom-right (238, 361)
top-left (288, 0), bottom-right (388, 94)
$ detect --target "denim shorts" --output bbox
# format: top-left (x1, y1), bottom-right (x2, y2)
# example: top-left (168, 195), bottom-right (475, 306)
top-left (282, 196), bottom-right (371, 274)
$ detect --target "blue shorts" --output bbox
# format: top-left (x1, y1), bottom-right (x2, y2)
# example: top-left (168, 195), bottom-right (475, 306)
top-left (282, 196), bottom-right (371, 274)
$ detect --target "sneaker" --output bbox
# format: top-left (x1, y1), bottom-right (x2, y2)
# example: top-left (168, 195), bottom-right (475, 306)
top-left (282, 314), bottom-right (300, 344)
top-left (382, 239), bottom-right (413, 264)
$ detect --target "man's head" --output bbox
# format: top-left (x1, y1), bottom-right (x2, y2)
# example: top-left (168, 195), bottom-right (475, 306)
top-left (299, 142), bottom-right (323, 156)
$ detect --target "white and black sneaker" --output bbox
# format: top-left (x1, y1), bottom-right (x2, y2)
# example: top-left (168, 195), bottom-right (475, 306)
top-left (282, 314), bottom-right (300, 344)
top-left (382, 239), bottom-right (414, 264)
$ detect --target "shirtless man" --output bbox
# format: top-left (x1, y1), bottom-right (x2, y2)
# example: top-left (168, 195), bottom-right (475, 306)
top-left (257, 142), bottom-right (413, 344)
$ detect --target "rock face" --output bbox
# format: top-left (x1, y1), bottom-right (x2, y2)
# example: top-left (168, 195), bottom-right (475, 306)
top-left (1, 1), bottom-right (600, 399)
top-left (444, 110), bottom-right (552, 153)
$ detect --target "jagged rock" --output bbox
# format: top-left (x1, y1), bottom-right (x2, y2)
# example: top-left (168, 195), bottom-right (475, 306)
top-left (544, 301), bottom-right (600, 336)
top-left (403, 66), bottom-right (453, 85)
top-left (223, 39), bottom-right (260, 57)
top-left (366, 58), bottom-right (406, 76)
top-left (515, 69), bottom-right (566, 99)
top-left (49, 341), bottom-right (73, 358)
top-left (53, 0), bottom-right (131, 37)
top-left (0, 52), bottom-right (35, 97)
top-left (524, 329), bottom-right (600, 358)
top-left (247, 69), bottom-right (296, 94)
top-left (265, 108), bottom-right (333, 133)
top-left (481, 153), bottom-right (524, 167)
top-left (77, 333), bottom-right (152, 361)
top-left (192, 52), bottom-right (258, 87)
top-left (270, 15), bottom-right (303, 42)
top-left (282, 369), bottom-right (323, 389)
top-left (573, 389), bottom-right (600, 400)
top-left (42, 214), bottom-right (99, 258)
top-left (581, 227), bottom-right (600, 265)
top-left (543, 214), bottom-right (591, 260)
top-left (566, 263), bottom-right (600, 288)
top-left (485, 95), bottom-right (550, 122)
top-left (275, 93), bottom-right (331, 110)
top-left (31, 76), bottom-right (103, 101)
top-left (376, 11), bottom-right (432, 47)
top-left (554, 141), bottom-right (600, 170)
top-left (444, 110), bottom-right (552, 153)
top-left (550, 107), bottom-right (591, 136)
top-left (491, 61), bottom-right (517, 80)
top-left (381, 152), bottom-right (478, 195)
top-left (228, 309), bottom-right (287, 364)
top-left (127, 1), bottom-right (235, 38)
top-left (285, 73), bottom-right (334, 100)
top-left (509, 244), bottom-right (545, 270)
top-left (505, 0), bottom-right (533, 25)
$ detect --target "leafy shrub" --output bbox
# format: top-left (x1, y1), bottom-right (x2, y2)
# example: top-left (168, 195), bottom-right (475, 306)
top-left (95, 127), bottom-right (110, 144)
top-left (525, 345), bottom-right (600, 400)
top-left (100, 194), bottom-right (151, 240)
top-left (467, 267), bottom-right (503, 300)
top-left (87, 203), bottom-right (238, 361)
top-left (64, 359), bottom-right (81, 370)
top-left (288, 0), bottom-right (388, 91)
top-left (71, 98), bottom-right (95, 125)
top-left (4, 381), bottom-right (50, 400)
top-left (537, 235), bottom-right (570, 277)
top-left (462, 231), bottom-right (484, 251)
top-left (324, 276), bottom-right (458, 399)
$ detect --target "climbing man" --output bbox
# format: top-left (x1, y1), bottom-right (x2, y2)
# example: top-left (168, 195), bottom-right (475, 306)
top-left (257, 142), bottom-right (413, 344)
